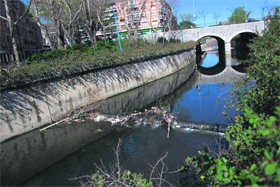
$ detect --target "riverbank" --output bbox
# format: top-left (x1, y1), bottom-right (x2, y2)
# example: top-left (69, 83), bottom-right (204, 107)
top-left (0, 44), bottom-right (197, 142)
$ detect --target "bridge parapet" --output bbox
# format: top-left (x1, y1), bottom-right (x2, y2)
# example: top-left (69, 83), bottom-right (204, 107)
top-left (140, 21), bottom-right (265, 43)
top-left (140, 21), bottom-right (265, 55)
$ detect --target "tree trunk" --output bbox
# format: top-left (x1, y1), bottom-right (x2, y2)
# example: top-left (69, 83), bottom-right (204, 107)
top-left (32, 0), bottom-right (55, 49)
top-left (4, 0), bottom-right (20, 65)
top-left (83, 0), bottom-right (97, 48)
top-left (48, 0), bottom-right (64, 49)
top-left (56, 21), bottom-right (65, 49)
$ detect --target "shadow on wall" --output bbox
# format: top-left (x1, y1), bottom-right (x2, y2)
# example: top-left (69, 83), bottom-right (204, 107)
top-left (99, 65), bottom-right (197, 114)
top-left (0, 121), bottom-right (112, 186)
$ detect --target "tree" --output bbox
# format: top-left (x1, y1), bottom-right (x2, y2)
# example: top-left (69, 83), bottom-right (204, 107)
top-left (179, 12), bottom-right (196, 29)
top-left (82, 0), bottom-right (100, 48)
top-left (0, 0), bottom-right (31, 65)
top-left (94, 0), bottom-right (112, 42)
top-left (198, 10), bottom-right (208, 27)
top-left (212, 12), bottom-right (220, 25)
top-left (228, 6), bottom-right (251, 24)
top-left (46, 0), bottom-right (65, 49)
top-left (57, 0), bottom-right (83, 46)
top-left (171, 14), bottom-right (179, 30)
top-left (163, 0), bottom-right (176, 32)
top-left (117, 0), bottom-right (146, 46)
top-left (31, 0), bottom-right (55, 49)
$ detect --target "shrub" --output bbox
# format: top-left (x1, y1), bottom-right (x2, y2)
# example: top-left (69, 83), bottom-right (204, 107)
top-left (169, 37), bottom-right (181, 43)
top-left (95, 40), bottom-right (117, 51)
top-left (27, 49), bottom-right (67, 63)
top-left (66, 43), bottom-right (94, 54)
top-left (180, 107), bottom-right (280, 186)
top-left (157, 37), bottom-right (167, 43)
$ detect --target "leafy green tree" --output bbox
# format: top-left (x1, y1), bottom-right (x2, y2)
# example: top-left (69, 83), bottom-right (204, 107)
top-left (171, 15), bottom-right (180, 30)
top-left (237, 7), bottom-right (280, 115)
top-left (228, 6), bottom-right (251, 23)
top-left (180, 20), bottom-right (195, 29)
top-left (179, 12), bottom-right (196, 29)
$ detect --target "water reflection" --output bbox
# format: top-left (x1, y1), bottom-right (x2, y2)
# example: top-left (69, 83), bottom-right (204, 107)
top-left (0, 121), bottom-right (112, 186)
top-left (196, 50), bottom-right (226, 75)
top-left (171, 83), bottom-right (233, 124)
top-left (200, 52), bottom-right (219, 68)
top-left (23, 126), bottom-right (224, 186)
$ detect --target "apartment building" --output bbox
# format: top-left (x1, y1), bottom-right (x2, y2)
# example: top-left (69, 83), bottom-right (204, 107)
top-left (100, 0), bottom-right (171, 36)
top-left (0, 0), bottom-right (43, 66)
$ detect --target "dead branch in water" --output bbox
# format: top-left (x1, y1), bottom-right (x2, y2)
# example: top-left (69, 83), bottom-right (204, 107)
top-left (71, 139), bottom-right (173, 186)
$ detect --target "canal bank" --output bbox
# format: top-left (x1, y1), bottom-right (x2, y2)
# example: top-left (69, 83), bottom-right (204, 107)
top-left (0, 48), bottom-right (196, 142)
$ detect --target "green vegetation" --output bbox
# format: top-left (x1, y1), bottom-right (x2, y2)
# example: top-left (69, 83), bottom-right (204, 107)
top-left (179, 12), bottom-right (196, 29)
top-left (228, 6), bottom-right (251, 23)
top-left (180, 8), bottom-right (280, 186)
top-left (0, 40), bottom-right (197, 89)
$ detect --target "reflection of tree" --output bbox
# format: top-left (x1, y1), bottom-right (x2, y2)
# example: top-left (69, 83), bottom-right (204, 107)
top-left (175, 100), bottom-right (191, 121)
top-left (203, 85), bottom-right (214, 98)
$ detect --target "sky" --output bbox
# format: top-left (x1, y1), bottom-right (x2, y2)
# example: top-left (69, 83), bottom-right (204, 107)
top-left (174, 0), bottom-right (280, 26)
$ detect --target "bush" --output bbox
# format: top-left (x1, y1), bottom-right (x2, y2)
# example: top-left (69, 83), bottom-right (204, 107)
top-left (169, 37), bottom-right (181, 43)
top-left (66, 43), bottom-right (94, 54)
top-left (27, 49), bottom-right (67, 63)
top-left (157, 37), bottom-right (167, 43)
top-left (95, 40), bottom-right (118, 51)
top-left (180, 107), bottom-right (280, 186)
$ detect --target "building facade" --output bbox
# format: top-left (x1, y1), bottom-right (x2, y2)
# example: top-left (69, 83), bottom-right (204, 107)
top-left (99, 0), bottom-right (171, 37)
top-left (0, 0), bottom-right (43, 66)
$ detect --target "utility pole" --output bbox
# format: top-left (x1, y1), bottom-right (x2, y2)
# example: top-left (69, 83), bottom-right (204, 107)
top-left (113, 7), bottom-right (122, 53)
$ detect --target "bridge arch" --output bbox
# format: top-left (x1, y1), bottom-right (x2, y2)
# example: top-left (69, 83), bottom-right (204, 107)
top-left (197, 34), bottom-right (226, 60)
top-left (228, 30), bottom-right (259, 41)
top-left (197, 34), bottom-right (226, 43)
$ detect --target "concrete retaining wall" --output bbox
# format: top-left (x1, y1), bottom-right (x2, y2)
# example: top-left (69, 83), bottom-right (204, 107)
top-left (0, 49), bottom-right (196, 142)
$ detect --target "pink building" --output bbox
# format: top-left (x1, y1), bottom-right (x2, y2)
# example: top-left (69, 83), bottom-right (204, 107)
top-left (99, 0), bottom-right (171, 36)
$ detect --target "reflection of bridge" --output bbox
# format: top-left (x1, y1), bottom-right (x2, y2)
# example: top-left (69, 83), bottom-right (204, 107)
top-left (196, 66), bottom-right (245, 85)
top-left (142, 21), bottom-right (265, 55)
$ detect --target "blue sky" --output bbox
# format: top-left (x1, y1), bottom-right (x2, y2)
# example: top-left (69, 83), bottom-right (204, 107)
top-left (174, 0), bottom-right (280, 26)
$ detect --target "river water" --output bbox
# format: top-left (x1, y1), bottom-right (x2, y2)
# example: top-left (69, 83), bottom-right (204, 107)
top-left (0, 50), bottom-right (245, 186)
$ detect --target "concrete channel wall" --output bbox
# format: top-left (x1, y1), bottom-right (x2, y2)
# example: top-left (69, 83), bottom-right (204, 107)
top-left (0, 49), bottom-right (196, 142)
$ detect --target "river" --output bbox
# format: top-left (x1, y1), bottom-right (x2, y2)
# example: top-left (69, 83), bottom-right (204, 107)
top-left (0, 49), bottom-right (246, 186)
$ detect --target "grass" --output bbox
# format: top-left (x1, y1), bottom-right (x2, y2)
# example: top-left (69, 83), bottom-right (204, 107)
top-left (0, 41), bottom-right (197, 89)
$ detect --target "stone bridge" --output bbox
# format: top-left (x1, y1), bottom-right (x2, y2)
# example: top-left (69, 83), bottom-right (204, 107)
top-left (142, 21), bottom-right (266, 54)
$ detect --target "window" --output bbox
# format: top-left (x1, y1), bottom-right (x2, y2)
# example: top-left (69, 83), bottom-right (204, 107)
top-left (142, 12), bottom-right (146, 18)
top-left (142, 22), bottom-right (148, 26)
top-left (152, 13), bottom-right (157, 17)
top-left (120, 9), bottom-right (124, 15)
top-left (152, 20), bottom-right (158, 25)
top-left (121, 25), bottom-right (126, 30)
